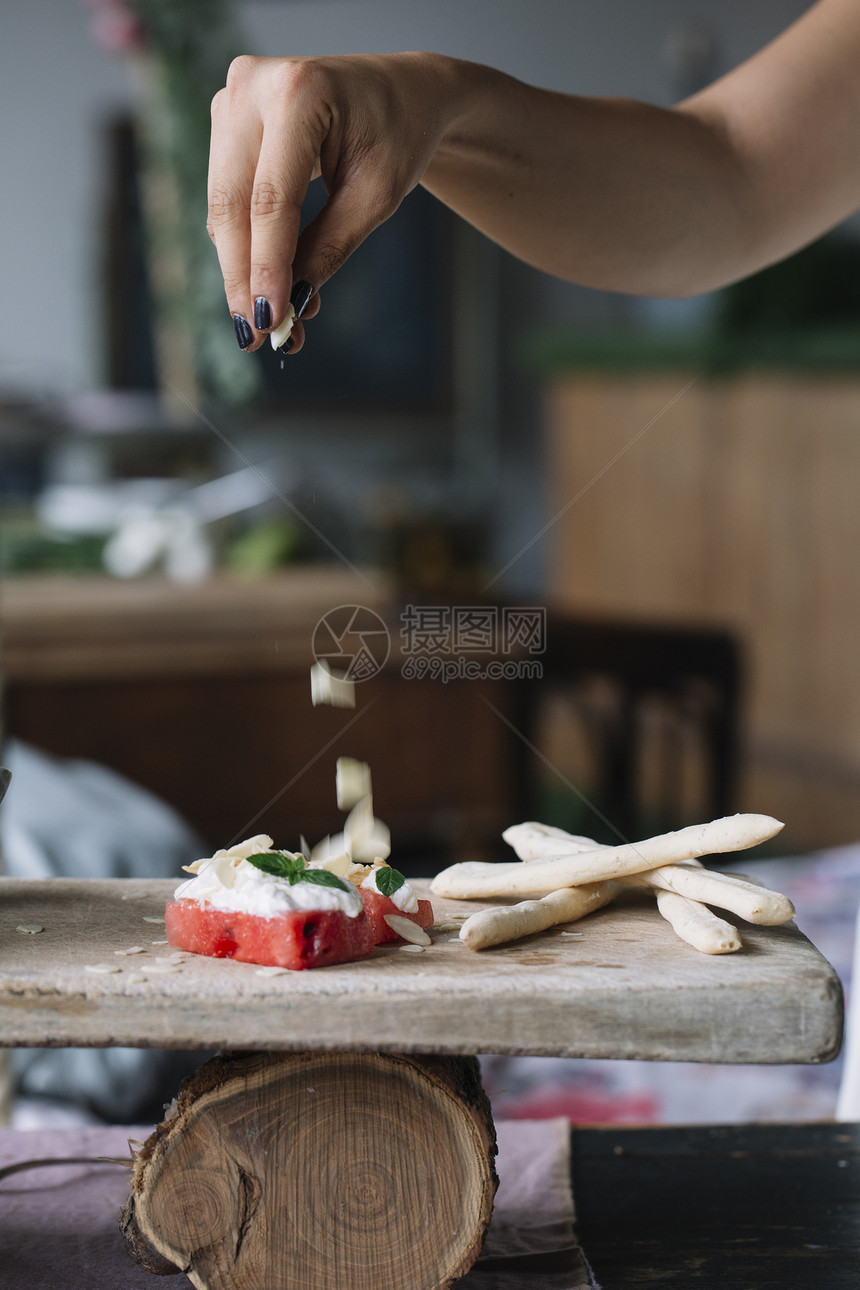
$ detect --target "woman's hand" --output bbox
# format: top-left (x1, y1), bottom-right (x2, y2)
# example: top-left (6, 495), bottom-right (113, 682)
top-left (207, 52), bottom-right (460, 352)
top-left (209, 0), bottom-right (860, 347)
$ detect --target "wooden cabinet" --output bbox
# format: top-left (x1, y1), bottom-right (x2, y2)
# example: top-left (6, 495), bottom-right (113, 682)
top-left (1, 570), bottom-right (515, 864)
top-left (545, 371), bottom-right (860, 849)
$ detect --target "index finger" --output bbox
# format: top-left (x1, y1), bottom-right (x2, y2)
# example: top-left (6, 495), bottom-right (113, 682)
top-left (207, 79), bottom-right (263, 350)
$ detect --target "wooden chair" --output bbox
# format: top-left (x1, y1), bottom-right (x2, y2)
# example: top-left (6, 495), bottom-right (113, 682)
top-left (508, 612), bottom-right (743, 846)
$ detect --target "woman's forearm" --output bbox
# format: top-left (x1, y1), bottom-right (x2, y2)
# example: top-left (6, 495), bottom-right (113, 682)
top-left (424, 67), bottom-right (747, 297)
top-left (207, 0), bottom-right (860, 348)
top-left (423, 0), bottom-right (860, 297)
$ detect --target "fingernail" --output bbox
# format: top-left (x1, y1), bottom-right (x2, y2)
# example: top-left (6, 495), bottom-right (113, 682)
top-left (232, 314), bottom-right (254, 350)
top-left (280, 336), bottom-right (294, 354)
top-left (290, 280), bottom-right (314, 319)
top-left (254, 297), bottom-right (272, 330)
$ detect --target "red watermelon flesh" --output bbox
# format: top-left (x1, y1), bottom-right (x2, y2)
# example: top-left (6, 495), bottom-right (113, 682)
top-left (165, 899), bottom-right (375, 970)
top-left (360, 889), bottom-right (435, 943)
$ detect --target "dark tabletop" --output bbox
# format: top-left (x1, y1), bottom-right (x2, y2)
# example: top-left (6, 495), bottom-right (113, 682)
top-left (572, 1121), bottom-right (860, 1288)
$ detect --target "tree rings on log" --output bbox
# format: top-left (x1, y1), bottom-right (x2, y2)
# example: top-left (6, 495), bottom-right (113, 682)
top-left (122, 1050), bottom-right (498, 1290)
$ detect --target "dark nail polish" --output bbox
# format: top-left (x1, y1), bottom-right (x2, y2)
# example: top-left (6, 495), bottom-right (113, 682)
top-left (232, 313), bottom-right (253, 350)
top-left (290, 279), bottom-right (314, 319)
top-left (279, 336), bottom-right (294, 354)
top-left (254, 297), bottom-right (272, 330)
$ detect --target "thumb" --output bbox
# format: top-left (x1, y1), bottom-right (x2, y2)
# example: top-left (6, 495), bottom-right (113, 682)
top-left (292, 171), bottom-right (407, 290)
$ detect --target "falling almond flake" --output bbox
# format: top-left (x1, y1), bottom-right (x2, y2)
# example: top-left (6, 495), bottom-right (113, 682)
top-left (85, 964), bottom-right (121, 975)
top-left (344, 793), bottom-right (391, 862)
top-left (336, 757), bottom-right (372, 811)
top-left (310, 660), bottom-right (355, 709)
top-left (15, 924), bottom-right (44, 935)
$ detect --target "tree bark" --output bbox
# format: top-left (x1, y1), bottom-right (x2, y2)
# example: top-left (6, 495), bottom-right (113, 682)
top-left (122, 1049), bottom-right (497, 1290)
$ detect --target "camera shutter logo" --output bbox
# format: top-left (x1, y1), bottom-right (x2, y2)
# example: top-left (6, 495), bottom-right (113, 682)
top-left (312, 605), bottom-right (391, 682)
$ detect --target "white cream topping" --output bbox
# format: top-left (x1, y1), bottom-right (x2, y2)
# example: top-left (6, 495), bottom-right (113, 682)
top-left (360, 868), bottom-right (419, 913)
top-left (174, 848), bottom-right (363, 919)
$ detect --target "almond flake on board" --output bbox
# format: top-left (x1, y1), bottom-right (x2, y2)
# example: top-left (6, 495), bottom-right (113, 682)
top-left (143, 916), bottom-right (166, 924)
top-left (151, 939), bottom-right (169, 946)
top-left (15, 924), bottom-right (44, 935)
top-left (399, 944), bottom-right (426, 954)
top-left (256, 966), bottom-right (289, 977)
top-left (383, 915), bottom-right (431, 946)
top-left (85, 964), bottom-right (122, 975)
top-left (115, 946), bottom-right (146, 956)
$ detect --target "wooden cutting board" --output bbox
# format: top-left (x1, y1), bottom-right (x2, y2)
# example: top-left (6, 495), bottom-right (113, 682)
top-left (0, 877), bottom-right (842, 1063)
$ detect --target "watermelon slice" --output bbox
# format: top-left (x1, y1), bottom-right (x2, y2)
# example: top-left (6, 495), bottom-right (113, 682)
top-left (360, 889), bottom-right (435, 944)
top-left (165, 899), bottom-right (375, 970)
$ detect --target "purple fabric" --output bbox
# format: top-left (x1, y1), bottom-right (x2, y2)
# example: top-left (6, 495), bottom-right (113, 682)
top-left (0, 1120), bottom-right (591, 1290)
top-left (0, 1126), bottom-right (155, 1289)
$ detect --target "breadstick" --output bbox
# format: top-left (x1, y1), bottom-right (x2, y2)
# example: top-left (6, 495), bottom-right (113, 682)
top-left (654, 889), bottom-right (742, 954)
top-left (459, 883), bottom-right (616, 950)
top-left (632, 862), bottom-right (795, 926)
top-left (431, 814), bottom-right (784, 899)
top-left (502, 821), bottom-right (599, 860)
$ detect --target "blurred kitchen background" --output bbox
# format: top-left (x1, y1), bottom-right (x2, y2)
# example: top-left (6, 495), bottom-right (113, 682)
top-left (3, 0), bottom-right (860, 1127)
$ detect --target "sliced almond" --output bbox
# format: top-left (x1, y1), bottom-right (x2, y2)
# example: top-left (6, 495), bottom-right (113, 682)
top-left (269, 302), bottom-right (296, 350)
top-left (383, 915), bottom-right (431, 946)
top-left (336, 757), bottom-right (372, 811)
top-left (256, 965), bottom-right (289, 977)
top-left (85, 964), bottom-right (121, 975)
top-left (115, 946), bottom-right (146, 956)
top-left (399, 944), bottom-right (426, 954)
top-left (310, 660), bottom-right (355, 709)
top-left (143, 916), bottom-right (166, 924)
top-left (15, 923), bottom-right (44, 935)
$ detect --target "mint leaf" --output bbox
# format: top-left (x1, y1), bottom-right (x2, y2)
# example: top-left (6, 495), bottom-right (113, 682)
top-left (246, 853), bottom-right (350, 893)
top-left (246, 852), bottom-right (304, 881)
top-left (297, 869), bottom-right (351, 892)
top-left (375, 866), bottom-right (406, 898)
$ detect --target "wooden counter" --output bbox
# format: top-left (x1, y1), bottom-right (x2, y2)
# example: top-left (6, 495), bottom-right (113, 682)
top-left (574, 1121), bottom-right (860, 1288)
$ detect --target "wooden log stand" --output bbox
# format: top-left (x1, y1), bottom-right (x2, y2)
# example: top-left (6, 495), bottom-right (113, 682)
top-left (122, 1050), bottom-right (498, 1290)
